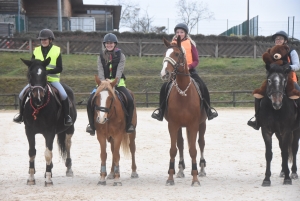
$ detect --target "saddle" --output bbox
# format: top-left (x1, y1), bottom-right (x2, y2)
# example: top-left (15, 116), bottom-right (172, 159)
top-left (115, 90), bottom-right (130, 116)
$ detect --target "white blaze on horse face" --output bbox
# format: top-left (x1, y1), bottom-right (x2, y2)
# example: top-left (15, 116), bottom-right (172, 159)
top-left (97, 90), bottom-right (109, 124)
top-left (161, 48), bottom-right (174, 77)
top-left (37, 68), bottom-right (42, 75)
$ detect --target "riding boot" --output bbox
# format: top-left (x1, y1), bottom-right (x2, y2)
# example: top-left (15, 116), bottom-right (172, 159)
top-left (86, 92), bottom-right (95, 136)
top-left (126, 102), bottom-right (135, 133)
top-left (151, 82), bottom-right (167, 121)
top-left (13, 98), bottom-right (24, 124)
top-left (205, 103), bottom-right (218, 120)
top-left (247, 98), bottom-right (261, 130)
top-left (62, 98), bottom-right (73, 126)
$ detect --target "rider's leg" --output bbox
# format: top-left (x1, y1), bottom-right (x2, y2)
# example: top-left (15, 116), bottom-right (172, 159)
top-left (117, 86), bottom-right (135, 133)
top-left (151, 82), bottom-right (168, 121)
top-left (86, 89), bottom-right (96, 135)
top-left (247, 98), bottom-right (261, 130)
top-left (13, 84), bottom-right (30, 123)
top-left (51, 82), bottom-right (73, 126)
top-left (190, 71), bottom-right (218, 120)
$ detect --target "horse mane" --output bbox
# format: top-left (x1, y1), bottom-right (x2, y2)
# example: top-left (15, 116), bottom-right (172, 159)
top-left (94, 80), bottom-right (116, 99)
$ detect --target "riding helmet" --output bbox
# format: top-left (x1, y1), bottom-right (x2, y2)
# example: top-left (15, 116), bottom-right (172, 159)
top-left (174, 23), bottom-right (189, 34)
top-left (103, 33), bottom-right (118, 45)
top-left (272, 31), bottom-right (288, 42)
top-left (37, 29), bottom-right (55, 40)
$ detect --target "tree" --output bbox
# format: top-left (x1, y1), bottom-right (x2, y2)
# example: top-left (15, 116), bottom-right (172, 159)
top-left (175, 0), bottom-right (214, 33)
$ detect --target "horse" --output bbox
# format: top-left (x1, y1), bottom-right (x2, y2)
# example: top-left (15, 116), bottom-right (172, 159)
top-left (93, 75), bottom-right (138, 186)
top-left (160, 36), bottom-right (207, 186)
top-left (20, 58), bottom-right (77, 186)
top-left (257, 63), bottom-right (300, 186)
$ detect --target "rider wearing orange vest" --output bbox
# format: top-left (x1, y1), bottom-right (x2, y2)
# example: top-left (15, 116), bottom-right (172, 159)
top-left (248, 30), bottom-right (300, 130)
top-left (13, 29), bottom-right (73, 126)
top-left (151, 23), bottom-right (218, 121)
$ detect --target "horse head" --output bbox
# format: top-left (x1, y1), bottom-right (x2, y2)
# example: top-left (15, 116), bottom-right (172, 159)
top-left (93, 75), bottom-right (118, 124)
top-left (21, 58), bottom-right (51, 107)
top-left (161, 36), bottom-right (188, 81)
top-left (266, 63), bottom-right (290, 110)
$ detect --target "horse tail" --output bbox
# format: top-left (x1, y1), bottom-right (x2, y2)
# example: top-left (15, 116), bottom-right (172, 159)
top-left (121, 133), bottom-right (130, 158)
top-left (57, 133), bottom-right (67, 160)
top-left (288, 134), bottom-right (293, 163)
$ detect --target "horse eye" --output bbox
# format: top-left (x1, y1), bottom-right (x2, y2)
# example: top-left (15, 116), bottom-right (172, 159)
top-left (268, 79), bottom-right (271, 84)
top-left (174, 53), bottom-right (179, 57)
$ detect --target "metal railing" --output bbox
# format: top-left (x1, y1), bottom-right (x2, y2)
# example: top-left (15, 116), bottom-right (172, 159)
top-left (0, 90), bottom-right (254, 109)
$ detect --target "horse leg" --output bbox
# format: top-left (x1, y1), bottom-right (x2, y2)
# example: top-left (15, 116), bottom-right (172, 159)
top-left (290, 130), bottom-right (300, 179)
top-left (107, 139), bottom-right (115, 180)
top-left (65, 133), bottom-right (73, 177)
top-left (176, 128), bottom-right (185, 178)
top-left (166, 124), bottom-right (179, 186)
top-left (274, 132), bottom-right (286, 178)
top-left (97, 134), bottom-right (107, 186)
top-left (188, 127), bottom-right (200, 187)
top-left (129, 133), bottom-right (138, 178)
top-left (26, 131), bottom-right (36, 185)
top-left (112, 137), bottom-right (122, 186)
top-left (281, 134), bottom-right (292, 185)
top-left (44, 133), bottom-right (55, 187)
top-left (262, 131), bottom-right (273, 186)
top-left (198, 122), bottom-right (207, 177)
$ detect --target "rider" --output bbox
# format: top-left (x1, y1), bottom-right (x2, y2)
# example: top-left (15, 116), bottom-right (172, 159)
top-left (13, 29), bottom-right (73, 126)
top-left (151, 23), bottom-right (218, 121)
top-left (86, 33), bottom-right (135, 135)
top-left (248, 30), bottom-right (300, 130)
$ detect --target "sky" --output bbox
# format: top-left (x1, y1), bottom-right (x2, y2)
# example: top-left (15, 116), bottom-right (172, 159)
top-left (83, 0), bottom-right (300, 39)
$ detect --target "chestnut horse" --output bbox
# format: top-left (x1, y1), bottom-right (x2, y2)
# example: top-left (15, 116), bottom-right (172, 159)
top-left (93, 75), bottom-right (138, 186)
top-left (161, 37), bottom-right (207, 186)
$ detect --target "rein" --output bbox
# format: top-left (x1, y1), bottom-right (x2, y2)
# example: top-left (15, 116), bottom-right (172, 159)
top-left (30, 88), bottom-right (51, 120)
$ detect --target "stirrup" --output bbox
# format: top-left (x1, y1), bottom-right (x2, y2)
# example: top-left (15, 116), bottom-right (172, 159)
top-left (247, 117), bottom-right (260, 130)
top-left (151, 108), bottom-right (163, 121)
top-left (126, 124), bottom-right (135, 133)
top-left (13, 114), bottom-right (23, 124)
top-left (207, 107), bottom-right (218, 120)
top-left (64, 115), bottom-right (73, 126)
top-left (86, 124), bottom-right (95, 136)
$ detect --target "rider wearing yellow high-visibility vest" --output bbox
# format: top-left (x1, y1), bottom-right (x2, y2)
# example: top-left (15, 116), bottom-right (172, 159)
top-left (86, 33), bottom-right (135, 135)
top-left (13, 29), bottom-right (73, 126)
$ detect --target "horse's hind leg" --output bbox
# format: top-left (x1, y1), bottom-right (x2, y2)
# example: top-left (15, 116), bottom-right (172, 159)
top-left (176, 128), bottom-right (185, 178)
top-left (198, 123), bottom-right (207, 177)
top-left (129, 133), bottom-right (138, 178)
top-left (290, 130), bottom-right (299, 179)
top-left (65, 133), bottom-right (73, 177)
top-left (26, 132), bottom-right (36, 185)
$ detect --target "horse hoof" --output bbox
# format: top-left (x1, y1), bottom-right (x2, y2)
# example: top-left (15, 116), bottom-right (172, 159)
top-left (262, 180), bottom-right (271, 187)
top-left (44, 181), bottom-right (53, 187)
top-left (165, 180), bottom-right (175, 186)
top-left (66, 169), bottom-right (73, 177)
top-left (279, 171), bottom-right (285, 177)
top-left (290, 173), bottom-right (298, 179)
top-left (107, 172), bottom-right (115, 179)
top-left (113, 182), bottom-right (122, 186)
top-left (191, 181), bottom-right (200, 187)
top-left (131, 172), bottom-right (139, 178)
top-left (176, 172), bottom-right (185, 178)
top-left (283, 179), bottom-right (292, 185)
top-left (27, 179), bottom-right (36, 185)
top-left (198, 172), bottom-right (206, 177)
top-left (97, 181), bottom-right (106, 186)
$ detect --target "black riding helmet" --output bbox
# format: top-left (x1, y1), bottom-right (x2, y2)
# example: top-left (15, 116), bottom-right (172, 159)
top-left (103, 33), bottom-right (118, 46)
top-left (174, 23), bottom-right (189, 34)
top-left (37, 29), bottom-right (55, 40)
top-left (272, 31), bottom-right (288, 42)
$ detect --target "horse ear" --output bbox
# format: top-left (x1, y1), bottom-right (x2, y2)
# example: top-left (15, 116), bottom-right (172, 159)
top-left (177, 36), bottom-right (181, 48)
top-left (95, 74), bottom-right (101, 86)
top-left (111, 78), bottom-right (118, 88)
top-left (20, 58), bottom-right (32, 67)
top-left (163, 37), bottom-right (170, 47)
top-left (43, 57), bottom-right (51, 67)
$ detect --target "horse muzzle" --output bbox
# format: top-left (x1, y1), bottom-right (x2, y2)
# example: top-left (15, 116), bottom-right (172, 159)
top-left (269, 93), bottom-right (283, 110)
top-left (96, 115), bottom-right (109, 124)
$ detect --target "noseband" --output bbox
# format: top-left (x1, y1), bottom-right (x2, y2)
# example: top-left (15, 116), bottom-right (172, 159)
top-left (94, 91), bottom-right (114, 115)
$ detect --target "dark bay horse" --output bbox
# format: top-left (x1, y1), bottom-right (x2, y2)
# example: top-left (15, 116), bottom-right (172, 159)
top-left (161, 37), bottom-right (207, 186)
top-left (93, 75), bottom-right (138, 186)
top-left (20, 58), bottom-right (77, 186)
top-left (257, 63), bottom-right (300, 186)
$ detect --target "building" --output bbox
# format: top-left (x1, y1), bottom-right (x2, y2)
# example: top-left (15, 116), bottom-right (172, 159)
top-left (0, 0), bottom-right (121, 34)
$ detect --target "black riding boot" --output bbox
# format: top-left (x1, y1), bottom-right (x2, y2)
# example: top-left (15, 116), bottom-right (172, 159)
top-left (86, 92), bottom-right (95, 136)
top-left (204, 102), bottom-right (218, 120)
top-left (13, 98), bottom-right (24, 124)
top-left (247, 98), bottom-right (260, 130)
top-left (62, 99), bottom-right (73, 126)
top-left (126, 101), bottom-right (135, 133)
top-left (151, 82), bottom-right (167, 121)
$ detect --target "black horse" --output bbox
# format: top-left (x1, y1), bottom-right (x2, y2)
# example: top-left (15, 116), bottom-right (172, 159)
top-left (21, 58), bottom-right (77, 186)
top-left (257, 63), bottom-right (300, 186)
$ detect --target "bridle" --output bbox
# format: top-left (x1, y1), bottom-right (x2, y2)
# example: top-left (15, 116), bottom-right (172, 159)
top-left (94, 89), bottom-right (115, 123)
top-left (29, 84), bottom-right (50, 120)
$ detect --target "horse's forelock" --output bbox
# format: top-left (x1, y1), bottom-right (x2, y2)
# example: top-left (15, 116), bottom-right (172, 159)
top-left (95, 81), bottom-right (116, 99)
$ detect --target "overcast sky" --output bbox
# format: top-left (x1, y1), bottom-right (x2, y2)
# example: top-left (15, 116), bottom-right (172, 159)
top-left (83, 0), bottom-right (300, 39)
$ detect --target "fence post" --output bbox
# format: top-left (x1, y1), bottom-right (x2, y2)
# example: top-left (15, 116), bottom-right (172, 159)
top-left (233, 91), bottom-right (236, 107)
top-left (146, 91), bottom-right (149, 107)
top-left (215, 43), bottom-right (218, 58)
top-left (67, 41), bottom-right (70, 55)
top-left (29, 39), bottom-right (32, 55)
top-left (253, 42), bottom-right (257, 59)
top-left (139, 39), bottom-right (142, 57)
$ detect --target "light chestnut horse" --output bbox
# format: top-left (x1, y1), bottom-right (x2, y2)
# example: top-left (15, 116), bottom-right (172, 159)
top-left (161, 37), bottom-right (207, 186)
top-left (93, 75), bottom-right (138, 186)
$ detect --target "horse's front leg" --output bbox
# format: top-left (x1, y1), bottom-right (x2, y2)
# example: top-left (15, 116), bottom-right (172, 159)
top-left (281, 134), bottom-right (292, 185)
top-left (44, 133), bottom-right (55, 187)
top-left (166, 124), bottom-right (179, 186)
top-left (107, 139), bottom-right (115, 180)
top-left (97, 135), bottom-right (107, 186)
top-left (26, 130), bottom-right (36, 185)
top-left (188, 127), bottom-right (200, 187)
top-left (176, 128), bottom-right (185, 178)
top-left (65, 133), bottom-right (73, 177)
top-left (112, 137), bottom-right (122, 186)
top-left (198, 122), bottom-right (206, 177)
top-left (262, 130), bottom-right (273, 186)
